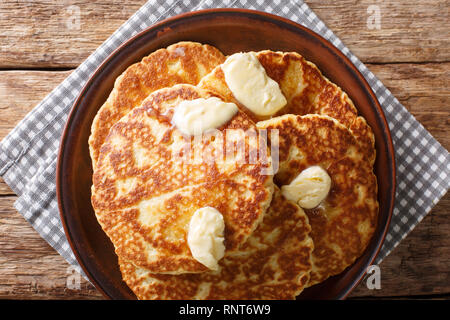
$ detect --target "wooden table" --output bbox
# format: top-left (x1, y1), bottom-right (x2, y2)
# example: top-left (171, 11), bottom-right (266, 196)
top-left (0, 0), bottom-right (448, 300)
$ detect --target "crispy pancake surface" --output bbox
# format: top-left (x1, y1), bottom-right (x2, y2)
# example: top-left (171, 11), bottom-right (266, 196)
top-left (257, 114), bottom-right (378, 286)
top-left (89, 41), bottom-right (225, 168)
top-left (198, 50), bottom-right (375, 164)
top-left (92, 84), bottom-right (274, 274)
top-left (119, 188), bottom-right (314, 300)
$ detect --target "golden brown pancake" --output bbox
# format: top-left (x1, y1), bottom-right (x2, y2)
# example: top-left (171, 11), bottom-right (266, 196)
top-left (92, 84), bottom-right (274, 275)
top-left (118, 188), bottom-right (314, 300)
top-left (257, 114), bottom-right (378, 286)
top-left (198, 50), bottom-right (375, 164)
top-left (89, 41), bottom-right (225, 168)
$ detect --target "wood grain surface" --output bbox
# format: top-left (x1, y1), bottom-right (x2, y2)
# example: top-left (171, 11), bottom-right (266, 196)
top-left (0, 0), bottom-right (448, 299)
top-left (0, 0), bottom-right (448, 68)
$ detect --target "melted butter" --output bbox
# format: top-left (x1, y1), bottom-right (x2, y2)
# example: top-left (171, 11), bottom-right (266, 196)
top-left (221, 52), bottom-right (287, 116)
top-left (172, 97), bottom-right (238, 136)
top-left (187, 207), bottom-right (225, 270)
top-left (281, 166), bottom-right (331, 209)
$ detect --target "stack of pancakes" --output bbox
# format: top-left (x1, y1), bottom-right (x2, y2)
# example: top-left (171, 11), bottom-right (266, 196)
top-left (89, 42), bottom-right (378, 299)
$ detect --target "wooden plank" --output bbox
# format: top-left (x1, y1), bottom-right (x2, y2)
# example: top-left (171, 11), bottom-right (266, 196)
top-left (0, 0), bottom-right (448, 68)
top-left (0, 196), bottom-right (102, 299)
top-left (0, 0), bottom-right (145, 68)
top-left (0, 70), bottom-right (72, 140)
top-left (308, 0), bottom-right (450, 64)
top-left (0, 70), bottom-right (72, 194)
top-left (0, 70), bottom-right (71, 196)
top-left (367, 63), bottom-right (450, 150)
top-left (0, 193), bottom-right (448, 299)
top-left (350, 193), bottom-right (450, 297)
top-left (0, 178), bottom-right (14, 196)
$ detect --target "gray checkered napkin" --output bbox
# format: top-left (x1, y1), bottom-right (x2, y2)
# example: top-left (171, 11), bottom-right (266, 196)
top-left (0, 0), bottom-right (449, 278)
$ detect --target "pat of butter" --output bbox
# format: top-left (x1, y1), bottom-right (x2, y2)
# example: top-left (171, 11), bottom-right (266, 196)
top-left (187, 207), bottom-right (225, 270)
top-left (281, 166), bottom-right (331, 209)
top-left (172, 97), bottom-right (238, 136)
top-left (221, 52), bottom-right (287, 116)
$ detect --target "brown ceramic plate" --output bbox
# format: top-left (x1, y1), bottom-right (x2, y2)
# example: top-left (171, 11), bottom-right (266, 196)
top-left (57, 9), bottom-right (395, 300)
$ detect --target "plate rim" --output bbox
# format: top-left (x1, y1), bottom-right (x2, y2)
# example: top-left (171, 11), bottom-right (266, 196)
top-left (56, 8), bottom-right (396, 300)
